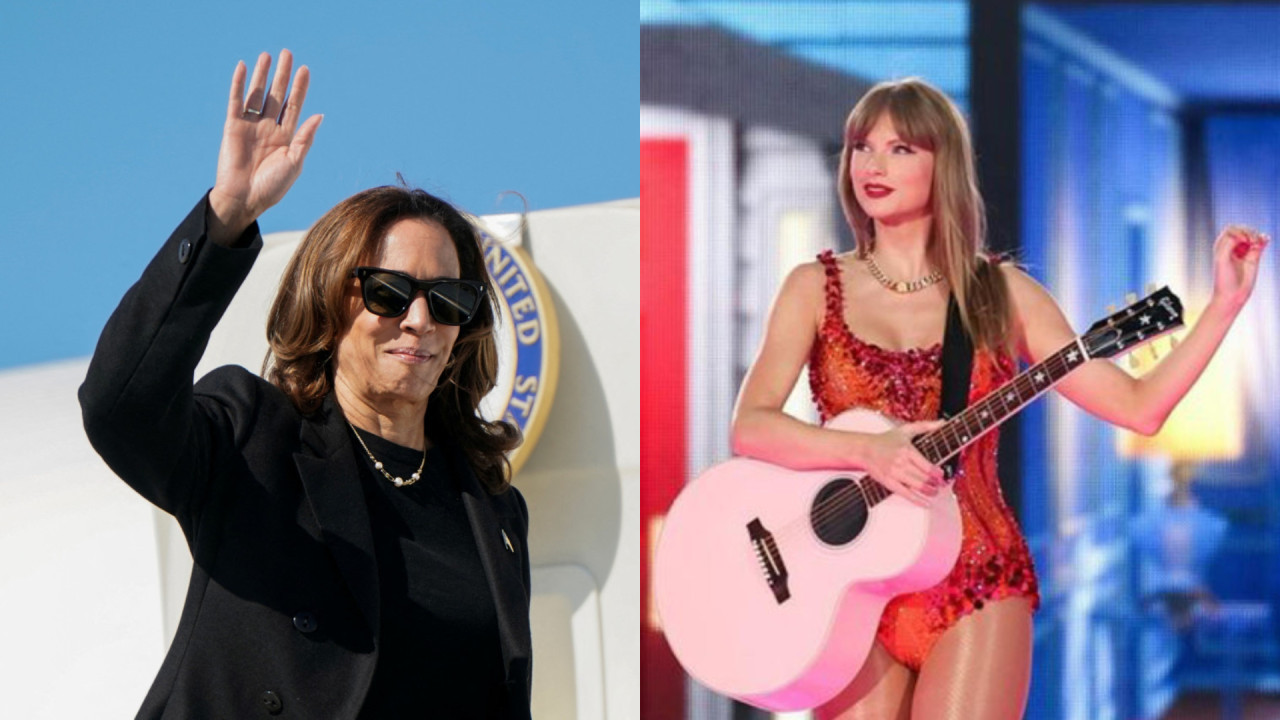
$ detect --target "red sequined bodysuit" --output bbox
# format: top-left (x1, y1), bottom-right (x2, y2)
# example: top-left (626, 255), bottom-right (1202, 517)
top-left (809, 251), bottom-right (1040, 672)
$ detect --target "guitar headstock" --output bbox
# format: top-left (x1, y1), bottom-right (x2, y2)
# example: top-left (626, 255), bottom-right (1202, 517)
top-left (1083, 286), bottom-right (1184, 360)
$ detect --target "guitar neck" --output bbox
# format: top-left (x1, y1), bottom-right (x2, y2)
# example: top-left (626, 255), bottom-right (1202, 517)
top-left (856, 285), bottom-right (1183, 506)
top-left (912, 338), bottom-right (1092, 468)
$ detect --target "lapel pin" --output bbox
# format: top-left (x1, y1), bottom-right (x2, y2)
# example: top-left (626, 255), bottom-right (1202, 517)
top-left (502, 529), bottom-right (514, 553)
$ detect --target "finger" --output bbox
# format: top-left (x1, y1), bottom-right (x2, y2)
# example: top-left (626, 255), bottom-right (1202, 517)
top-left (1241, 240), bottom-right (1263, 282)
top-left (890, 478), bottom-right (931, 507)
top-left (243, 52), bottom-right (272, 115)
top-left (901, 422), bottom-right (942, 454)
top-left (1215, 227), bottom-right (1240, 254)
top-left (225, 61), bottom-right (247, 122)
top-left (288, 114), bottom-right (324, 165)
top-left (263, 49), bottom-right (293, 122)
top-left (898, 463), bottom-right (936, 496)
top-left (280, 65), bottom-right (312, 134)
top-left (1231, 230), bottom-right (1265, 260)
top-left (913, 455), bottom-right (945, 483)
top-left (1216, 225), bottom-right (1249, 245)
top-left (907, 485), bottom-right (932, 507)
top-left (1237, 234), bottom-right (1267, 260)
top-left (907, 420), bottom-right (948, 441)
top-left (1217, 229), bottom-right (1249, 262)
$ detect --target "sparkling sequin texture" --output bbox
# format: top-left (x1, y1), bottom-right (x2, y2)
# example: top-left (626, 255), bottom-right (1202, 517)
top-left (809, 250), bottom-right (1041, 672)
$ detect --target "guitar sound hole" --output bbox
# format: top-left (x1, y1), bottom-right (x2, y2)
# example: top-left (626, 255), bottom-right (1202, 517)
top-left (811, 477), bottom-right (869, 546)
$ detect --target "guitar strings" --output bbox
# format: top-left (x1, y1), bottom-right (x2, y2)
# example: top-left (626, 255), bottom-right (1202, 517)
top-left (770, 349), bottom-right (1076, 545)
top-left (771, 397), bottom-right (999, 544)
top-left (772, 433), bottom-right (943, 544)
top-left (761, 304), bottom-right (1174, 550)
top-left (780, 372), bottom-right (1038, 542)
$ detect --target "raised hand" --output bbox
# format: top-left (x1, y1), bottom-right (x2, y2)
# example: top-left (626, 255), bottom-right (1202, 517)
top-left (1212, 224), bottom-right (1270, 314)
top-left (208, 49), bottom-right (323, 245)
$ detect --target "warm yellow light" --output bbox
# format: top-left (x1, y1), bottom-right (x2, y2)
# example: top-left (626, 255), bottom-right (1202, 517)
top-left (1116, 310), bottom-right (1244, 461)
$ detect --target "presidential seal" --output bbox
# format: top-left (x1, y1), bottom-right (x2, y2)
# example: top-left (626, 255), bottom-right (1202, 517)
top-left (476, 223), bottom-right (560, 475)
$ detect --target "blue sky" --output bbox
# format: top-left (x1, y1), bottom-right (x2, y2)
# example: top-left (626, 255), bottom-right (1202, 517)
top-left (0, 0), bottom-right (637, 369)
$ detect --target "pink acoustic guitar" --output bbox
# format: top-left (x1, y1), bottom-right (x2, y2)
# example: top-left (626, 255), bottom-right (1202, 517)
top-left (654, 287), bottom-right (1184, 711)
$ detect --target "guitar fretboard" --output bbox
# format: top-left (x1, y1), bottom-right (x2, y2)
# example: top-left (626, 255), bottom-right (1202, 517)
top-left (849, 285), bottom-right (1182, 511)
top-left (915, 340), bottom-right (1090, 467)
top-left (857, 339), bottom-right (1090, 509)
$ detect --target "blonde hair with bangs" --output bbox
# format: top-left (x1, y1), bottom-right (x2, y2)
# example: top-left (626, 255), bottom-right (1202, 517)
top-left (836, 77), bottom-right (1013, 353)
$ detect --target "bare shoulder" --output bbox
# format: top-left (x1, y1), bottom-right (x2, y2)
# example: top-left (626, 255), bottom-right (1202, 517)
top-left (781, 258), bottom-right (827, 293)
top-left (761, 258), bottom-right (831, 340)
top-left (997, 262), bottom-right (1054, 310)
top-left (995, 261), bottom-right (1079, 361)
top-left (775, 258), bottom-right (828, 311)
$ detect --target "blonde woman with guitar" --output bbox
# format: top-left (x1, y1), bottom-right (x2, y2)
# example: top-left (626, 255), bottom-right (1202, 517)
top-left (690, 77), bottom-right (1265, 719)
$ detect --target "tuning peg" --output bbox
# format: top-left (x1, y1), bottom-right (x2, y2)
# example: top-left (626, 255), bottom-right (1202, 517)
top-left (1129, 354), bottom-right (1141, 370)
top-left (1145, 282), bottom-right (1157, 296)
top-left (1148, 342), bottom-right (1160, 361)
top-left (1170, 334), bottom-right (1180, 349)
top-left (1107, 304), bottom-right (1117, 315)
top-left (1125, 292), bottom-right (1138, 306)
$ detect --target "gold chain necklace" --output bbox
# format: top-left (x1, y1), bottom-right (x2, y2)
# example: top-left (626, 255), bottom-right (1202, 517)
top-left (348, 421), bottom-right (426, 488)
top-left (863, 253), bottom-right (944, 294)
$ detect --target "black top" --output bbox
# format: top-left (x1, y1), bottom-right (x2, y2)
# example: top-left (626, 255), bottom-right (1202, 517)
top-left (352, 428), bottom-right (507, 718)
top-left (79, 194), bottom-right (532, 719)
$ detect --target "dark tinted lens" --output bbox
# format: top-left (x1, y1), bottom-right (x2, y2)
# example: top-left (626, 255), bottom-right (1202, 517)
top-left (428, 282), bottom-right (481, 325)
top-left (363, 272), bottom-right (413, 317)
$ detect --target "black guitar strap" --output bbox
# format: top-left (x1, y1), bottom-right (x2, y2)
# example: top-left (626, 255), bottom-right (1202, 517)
top-left (938, 292), bottom-right (974, 479)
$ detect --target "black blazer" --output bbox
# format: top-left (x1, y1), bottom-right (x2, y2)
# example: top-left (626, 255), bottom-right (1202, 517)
top-left (78, 194), bottom-right (533, 719)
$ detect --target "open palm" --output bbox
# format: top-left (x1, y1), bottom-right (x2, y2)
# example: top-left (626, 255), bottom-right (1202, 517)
top-left (209, 50), bottom-right (322, 241)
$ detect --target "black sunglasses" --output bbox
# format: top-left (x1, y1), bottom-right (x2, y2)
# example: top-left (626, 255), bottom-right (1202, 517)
top-left (350, 267), bottom-right (486, 325)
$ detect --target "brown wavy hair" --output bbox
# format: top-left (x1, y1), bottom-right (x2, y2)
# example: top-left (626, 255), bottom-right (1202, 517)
top-left (836, 77), bottom-right (1014, 353)
top-left (263, 184), bottom-right (521, 493)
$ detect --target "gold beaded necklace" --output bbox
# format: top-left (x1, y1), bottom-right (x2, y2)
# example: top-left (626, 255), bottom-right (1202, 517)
top-left (863, 253), bottom-right (944, 294)
top-left (348, 421), bottom-right (426, 488)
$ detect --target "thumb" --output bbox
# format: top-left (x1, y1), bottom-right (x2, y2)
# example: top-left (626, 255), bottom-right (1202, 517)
top-left (289, 114), bottom-right (324, 165)
top-left (904, 419), bottom-right (947, 434)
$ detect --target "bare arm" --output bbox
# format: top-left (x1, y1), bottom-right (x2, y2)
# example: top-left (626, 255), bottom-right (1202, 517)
top-left (1005, 226), bottom-right (1268, 435)
top-left (730, 262), bottom-right (944, 506)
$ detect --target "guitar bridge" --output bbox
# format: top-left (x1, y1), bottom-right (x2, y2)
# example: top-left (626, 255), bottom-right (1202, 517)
top-left (747, 518), bottom-right (790, 604)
